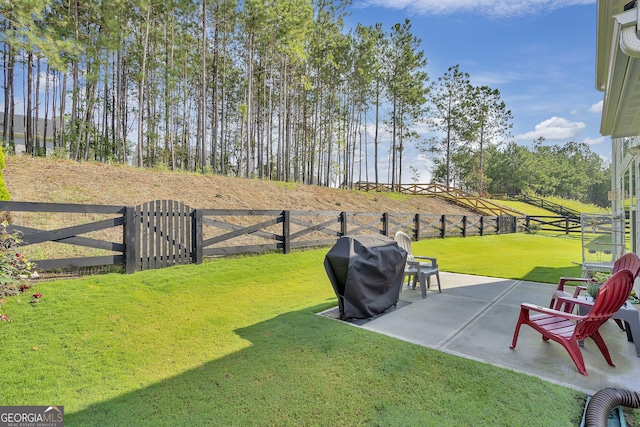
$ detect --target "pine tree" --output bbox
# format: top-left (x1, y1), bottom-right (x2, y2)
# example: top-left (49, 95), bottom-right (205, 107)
top-left (422, 65), bottom-right (474, 187)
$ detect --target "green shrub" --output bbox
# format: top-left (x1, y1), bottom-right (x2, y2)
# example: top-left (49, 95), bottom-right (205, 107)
top-left (526, 223), bottom-right (541, 234)
top-left (51, 146), bottom-right (69, 159)
top-left (152, 162), bottom-right (170, 172)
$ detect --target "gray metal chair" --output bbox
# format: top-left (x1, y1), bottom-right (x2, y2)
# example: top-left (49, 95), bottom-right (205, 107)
top-left (394, 231), bottom-right (441, 298)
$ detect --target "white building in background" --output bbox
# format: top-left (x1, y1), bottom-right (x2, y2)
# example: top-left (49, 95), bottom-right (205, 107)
top-left (596, 1), bottom-right (640, 254)
top-left (0, 113), bottom-right (57, 155)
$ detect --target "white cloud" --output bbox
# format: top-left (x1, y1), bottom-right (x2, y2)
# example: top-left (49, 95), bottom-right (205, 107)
top-left (589, 100), bottom-right (603, 113)
top-left (471, 70), bottom-right (523, 86)
top-left (357, 0), bottom-right (595, 17)
top-left (515, 116), bottom-right (586, 141)
top-left (582, 136), bottom-right (607, 146)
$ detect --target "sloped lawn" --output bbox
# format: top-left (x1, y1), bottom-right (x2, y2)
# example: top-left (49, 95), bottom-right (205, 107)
top-left (0, 235), bottom-right (592, 426)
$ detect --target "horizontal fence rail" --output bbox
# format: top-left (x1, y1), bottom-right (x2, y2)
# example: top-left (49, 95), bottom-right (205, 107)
top-left (2, 201), bottom-right (127, 271)
top-left (508, 194), bottom-right (581, 219)
top-left (1, 200), bottom-right (524, 274)
top-left (355, 181), bottom-right (526, 217)
top-left (526, 216), bottom-right (582, 234)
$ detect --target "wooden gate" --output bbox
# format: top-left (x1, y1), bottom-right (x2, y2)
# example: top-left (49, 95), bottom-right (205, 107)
top-left (498, 215), bottom-right (516, 234)
top-left (134, 200), bottom-right (194, 271)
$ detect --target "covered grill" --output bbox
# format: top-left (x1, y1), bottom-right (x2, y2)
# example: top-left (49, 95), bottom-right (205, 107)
top-left (324, 234), bottom-right (407, 319)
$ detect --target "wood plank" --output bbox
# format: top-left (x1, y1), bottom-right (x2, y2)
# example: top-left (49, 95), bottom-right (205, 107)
top-left (201, 216), bottom-right (282, 247)
top-left (187, 204), bottom-right (193, 263)
top-left (200, 209), bottom-right (283, 216)
top-left (11, 225), bottom-right (125, 252)
top-left (348, 211), bottom-right (385, 217)
top-left (178, 202), bottom-right (184, 264)
top-left (0, 201), bottom-right (125, 214)
top-left (345, 217), bottom-right (383, 235)
top-left (34, 255), bottom-right (125, 270)
top-left (161, 199), bottom-right (168, 268)
top-left (18, 217), bottom-right (125, 245)
top-left (125, 206), bottom-right (138, 274)
top-left (289, 217), bottom-right (340, 240)
top-left (190, 208), bottom-right (197, 264)
top-left (186, 203), bottom-right (192, 264)
top-left (154, 200), bottom-right (161, 269)
top-left (289, 210), bottom-right (342, 216)
top-left (172, 201), bottom-right (179, 265)
top-left (142, 202), bottom-right (149, 270)
top-left (202, 218), bottom-right (282, 240)
top-left (175, 203), bottom-right (187, 264)
top-left (204, 243), bottom-right (281, 256)
top-left (290, 239), bottom-right (337, 249)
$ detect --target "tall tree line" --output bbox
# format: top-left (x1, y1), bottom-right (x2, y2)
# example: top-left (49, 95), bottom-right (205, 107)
top-left (420, 63), bottom-right (608, 205)
top-left (0, 0), bottom-right (433, 189)
top-left (435, 138), bottom-right (610, 206)
top-left (421, 64), bottom-right (514, 194)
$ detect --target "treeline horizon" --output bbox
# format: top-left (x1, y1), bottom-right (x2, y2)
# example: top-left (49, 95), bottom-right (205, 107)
top-left (1, 0), bottom-right (610, 206)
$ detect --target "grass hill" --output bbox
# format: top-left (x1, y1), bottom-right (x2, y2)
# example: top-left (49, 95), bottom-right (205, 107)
top-left (492, 200), bottom-right (557, 216)
top-left (3, 155), bottom-right (474, 215)
top-left (495, 197), bottom-right (610, 217)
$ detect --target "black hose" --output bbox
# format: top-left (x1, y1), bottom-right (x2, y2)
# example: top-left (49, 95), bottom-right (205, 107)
top-left (585, 388), bottom-right (640, 426)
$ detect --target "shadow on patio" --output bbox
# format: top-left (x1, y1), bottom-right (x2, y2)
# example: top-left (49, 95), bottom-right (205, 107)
top-left (335, 272), bottom-right (640, 395)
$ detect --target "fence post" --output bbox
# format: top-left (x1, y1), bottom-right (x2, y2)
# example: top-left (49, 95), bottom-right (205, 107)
top-left (480, 216), bottom-right (484, 236)
top-left (497, 216), bottom-right (501, 234)
top-left (381, 212), bottom-right (389, 236)
top-left (565, 217), bottom-right (569, 235)
top-left (340, 212), bottom-right (347, 236)
top-left (124, 206), bottom-right (139, 274)
top-left (192, 209), bottom-right (203, 264)
top-left (283, 210), bottom-right (291, 254)
top-left (414, 213), bottom-right (421, 241)
top-left (462, 215), bottom-right (467, 237)
top-left (441, 214), bottom-right (446, 239)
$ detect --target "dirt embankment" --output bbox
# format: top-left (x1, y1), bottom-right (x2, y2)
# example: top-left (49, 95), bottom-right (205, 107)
top-left (3, 155), bottom-right (473, 215)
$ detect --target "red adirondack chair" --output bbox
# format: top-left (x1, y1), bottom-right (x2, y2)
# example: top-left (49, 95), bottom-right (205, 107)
top-left (510, 269), bottom-right (634, 376)
top-left (549, 252), bottom-right (640, 313)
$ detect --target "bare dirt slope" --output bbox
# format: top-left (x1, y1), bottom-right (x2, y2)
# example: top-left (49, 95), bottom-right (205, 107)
top-left (3, 155), bottom-right (473, 215)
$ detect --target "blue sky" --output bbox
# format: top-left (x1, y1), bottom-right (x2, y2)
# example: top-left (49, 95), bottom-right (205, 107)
top-left (343, 0), bottom-right (606, 183)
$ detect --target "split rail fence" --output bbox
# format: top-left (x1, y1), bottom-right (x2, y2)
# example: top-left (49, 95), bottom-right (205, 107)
top-left (1, 200), bottom-right (525, 275)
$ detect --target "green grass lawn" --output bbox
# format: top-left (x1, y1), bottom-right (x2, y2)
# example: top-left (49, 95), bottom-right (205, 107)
top-left (413, 233), bottom-right (584, 283)
top-left (542, 196), bottom-right (610, 214)
top-left (493, 199), bottom-right (557, 216)
top-left (0, 233), bottom-right (615, 426)
top-left (495, 197), bottom-right (610, 217)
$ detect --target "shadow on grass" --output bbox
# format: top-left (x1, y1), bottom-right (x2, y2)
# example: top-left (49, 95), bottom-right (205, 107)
top-left (521, 264), bottom-right (583, 284)
top-left (64, 297), bottom-right (582, 427)
top-left (60, 258), bottom-right (592, 426)
top-left (64, 303), bottom-right (406, 426)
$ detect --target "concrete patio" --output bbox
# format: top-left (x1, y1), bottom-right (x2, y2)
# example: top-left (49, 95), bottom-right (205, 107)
top-left (325, 272), bottom-right (640, 395)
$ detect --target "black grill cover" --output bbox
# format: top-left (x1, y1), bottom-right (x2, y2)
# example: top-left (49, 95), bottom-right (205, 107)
top-left (324, 234), bottom-right (407, 319)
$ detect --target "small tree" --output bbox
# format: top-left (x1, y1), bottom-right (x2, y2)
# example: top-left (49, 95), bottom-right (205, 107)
top-left (409, 165), bottom-right (421, 184)
top-left (421, 65), bottom-right (474, 187)
top-left (466, 86), bottom-right (513, 194)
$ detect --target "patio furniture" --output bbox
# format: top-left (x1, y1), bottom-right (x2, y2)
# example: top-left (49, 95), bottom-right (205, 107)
top-left (393, 231), bottom-right (441, 299)
top-left (510, 269), bottom-right (634, 376)
top-left (324, 234), bottom-right (407, 319)
top-left (559, 294), bottom-right (640, 357)
top-left (549, 252), bottom-right (640, 313)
